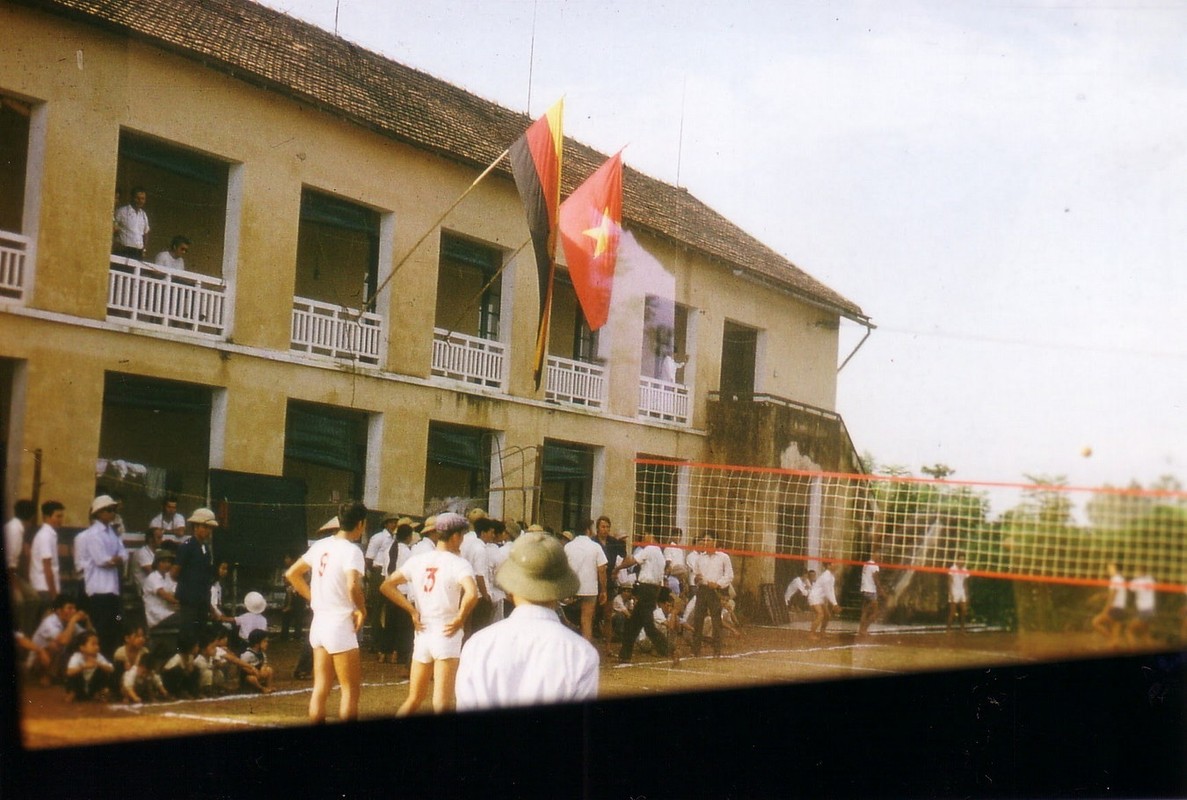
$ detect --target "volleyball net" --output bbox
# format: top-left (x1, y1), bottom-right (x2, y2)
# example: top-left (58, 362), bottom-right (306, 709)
top-left (634, 458), bottom-right (1187, 594)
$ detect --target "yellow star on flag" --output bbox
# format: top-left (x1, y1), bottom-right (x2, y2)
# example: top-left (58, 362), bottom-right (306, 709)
top-left (582, 208), bottom-right (617, 257)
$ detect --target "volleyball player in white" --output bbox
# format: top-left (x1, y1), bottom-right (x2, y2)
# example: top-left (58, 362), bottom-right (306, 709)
top-left (285, 501), bottom-right (368, 723)
top-left (808, 562), bottom-right (840, 639)
top-left (947, 557), bottom-right (971, 632)
top-left (381, 512), bottom-right (478, 715)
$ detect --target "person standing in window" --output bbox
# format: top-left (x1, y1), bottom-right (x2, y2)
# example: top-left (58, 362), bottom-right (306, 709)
top-left (113, 186), bottom-right (150, 259)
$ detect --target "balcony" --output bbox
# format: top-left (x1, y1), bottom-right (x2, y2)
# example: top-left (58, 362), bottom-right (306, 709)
top-left (291, 296), bottom-right (382, 366)
top-left (431, 328), bottom-right (505, 388)
top-left (546, 355), bottom-right (605, 409)
top-left (107, 256), bottom-right (226, 336)
top-left (707, 391), bottom-right (863, 474)
top-left (638, 376), bottom-right (690, 424)
top-left (0, 229), bottom-right (28, 301)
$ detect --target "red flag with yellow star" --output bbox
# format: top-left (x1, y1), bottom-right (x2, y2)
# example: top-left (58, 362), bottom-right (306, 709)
top-left (559, 152), bottom-right (623, 331)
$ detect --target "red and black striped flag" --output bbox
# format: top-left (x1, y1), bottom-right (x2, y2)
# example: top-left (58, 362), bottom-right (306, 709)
top-left (509, 100), bottom-right (564, 389)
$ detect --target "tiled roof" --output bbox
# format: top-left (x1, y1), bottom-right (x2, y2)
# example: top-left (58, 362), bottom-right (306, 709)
top-left (21, 0), bottom-right (867, 321)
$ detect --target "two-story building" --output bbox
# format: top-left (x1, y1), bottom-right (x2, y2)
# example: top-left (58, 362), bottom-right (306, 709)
top-left (0, 0), bottom-right (870, 593)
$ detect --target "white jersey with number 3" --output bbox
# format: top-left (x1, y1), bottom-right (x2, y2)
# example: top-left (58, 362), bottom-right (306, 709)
top-left (398, 549), bottom-right (474, 630)
top-left (303, 537), bottom-right (366, 617)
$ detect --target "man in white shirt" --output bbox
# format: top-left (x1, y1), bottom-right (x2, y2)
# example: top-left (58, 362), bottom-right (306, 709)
top-left (456, 531), bottom-right (599, 710)
top-left (477, 518), bottom-right (508, 622)
top-left (460, 511), bottom-right (492, 638)
top-left (663, 532), bottom-right (688, 593)
top-left (142, 550), bottom-right (180, 632)
top-left (149, 497), bottom-right (187, 545)
top-left (946, 557), bottom-right (971, 633)
top-left (1091, 561), bottom-right (1127, 645)
top-left (784, 568), bottom-right (813, 613)
top-left (285, 501), bottom-right (369, 723)
top-left (73, 495), bottom-right (129, 657)
top-left (689, 533), bottom-right (734, 658)
top-left (113, 186), bottom-right (150, 258)
top-left (5, 499), bottom-right (38, 635)
top-left (564, 518), bottom-right (608, 645)
top-left (376, 521), bottom-right (415, 676)
top-left (131, 527), bottom-right (163, 598)
top-left (808, 562), bottom-right (840, 639)
top-left (858, 557), bottom-right (881, 637)
top-left (613, 529), bottom-right (669, 662)
top-left (365, 512), bottom-right (399, 653)
top-left (381, 512), bottom-right (478, 715)
top-left (153, 235), bottom-right (190, 270)
top-left (1127, 568), bottom-right (1156, 646)
top-left (408, 516), bottom-right (438, 556)
top-left (29, 500), bottom-right (66, 609)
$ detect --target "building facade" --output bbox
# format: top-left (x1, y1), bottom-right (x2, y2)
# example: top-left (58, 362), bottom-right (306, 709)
top-left (0, 0), bottom-right (869, 583)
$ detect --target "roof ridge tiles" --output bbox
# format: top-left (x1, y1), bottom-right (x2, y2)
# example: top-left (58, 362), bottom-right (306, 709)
top-left (21, 0), bottom-right (865, 320)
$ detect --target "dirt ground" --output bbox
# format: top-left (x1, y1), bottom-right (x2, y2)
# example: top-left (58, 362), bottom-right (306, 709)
top-left (16, 618), bottom-right (1174, 750)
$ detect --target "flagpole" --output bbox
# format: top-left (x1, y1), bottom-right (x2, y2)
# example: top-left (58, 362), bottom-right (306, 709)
top-left (366, 146), bottom-right (511, 308)
top-left (441, 237), bottom-right (532, 338)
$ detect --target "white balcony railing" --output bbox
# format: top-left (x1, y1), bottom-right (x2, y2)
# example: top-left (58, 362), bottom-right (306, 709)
top-left (546, 355), bottom-right (606, 409)
top-left (638, 376), bottom-right (691, 424)
top-left (431, 328), bottom-right (505, 388)
top-left (107, 256), bottom-right (226, 336)
top-left (291, 296), bottom-right (382, 366)
top-left (0, 229), bottom-right (29, 301)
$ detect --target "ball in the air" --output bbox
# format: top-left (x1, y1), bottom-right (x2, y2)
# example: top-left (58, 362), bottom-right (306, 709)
top-left (1081, 446), bottom-right (1093, 458)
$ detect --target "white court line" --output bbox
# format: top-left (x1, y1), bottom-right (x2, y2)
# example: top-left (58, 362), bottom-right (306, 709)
top-left (107, 679), bottom-right (409, 712)
top-left (613, 647), bottom-right (900, 675)
top-left (157, 711), bottom-right (278, 728)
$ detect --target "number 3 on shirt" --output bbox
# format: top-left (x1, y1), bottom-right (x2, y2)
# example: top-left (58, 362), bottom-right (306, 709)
top-left (422, 566), bottom-right (438, 593)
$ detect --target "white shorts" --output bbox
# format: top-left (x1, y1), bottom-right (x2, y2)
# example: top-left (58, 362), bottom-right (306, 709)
top-left (309, 612), bottom-right (358, 655)
top-left (411, 627), bottom-right (463, 663)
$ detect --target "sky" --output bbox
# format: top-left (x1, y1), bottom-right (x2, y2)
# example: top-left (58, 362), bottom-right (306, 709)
top-left (255, 0), bottom-right (1187, 497)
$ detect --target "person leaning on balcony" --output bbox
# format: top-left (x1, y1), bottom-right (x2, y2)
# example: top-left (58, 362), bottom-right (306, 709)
top-left (154, 235), bottom-right (191, 270)
top-left (113, 186), bottom-right (150, 259)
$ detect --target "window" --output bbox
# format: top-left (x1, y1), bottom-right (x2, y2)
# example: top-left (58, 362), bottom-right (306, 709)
top-left (0, 94), bottom-right (30, 236)
top-left (283, 400), bottom-right (370, 518)
top-left (424, 422), bottom-right (495, 511)
top-left (435, 235), bottom-right (503, 339)
top-left (295, 189), bottom-right (380, 310)
top-left (115, 131), bottom-right (230, 277)
top-left (549, 273), bottom-right (599, 362)
top-left (720, 320), bottom-right (758, 395)
top-left (539, 440), bottom-right (595, 533)
top-left (642, 296), bottom-right (690, 381)
top-left (96, 372), bottom-right (213, 533)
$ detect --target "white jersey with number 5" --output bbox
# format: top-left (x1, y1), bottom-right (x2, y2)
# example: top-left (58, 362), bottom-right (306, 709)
top-left (397, 549), bottom-right (474, 630)
top-left (302, 537), bottom-right (366, 617)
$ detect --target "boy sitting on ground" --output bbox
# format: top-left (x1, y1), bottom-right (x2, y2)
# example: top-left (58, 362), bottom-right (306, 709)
top-left (29, 597), bottom-right (91, 686)
top-left (239, 629), bottom-right (274, 694)
top-left (211, 629), bottom-right (257, 694)
top-left (122, 651), bottom-right (168, 704)
top-left (64, 631), bottom-right (114, 702)
top-left (161, 634), bottom-right (201, 698)
top-left (112, 623), bottom-right (147, 688)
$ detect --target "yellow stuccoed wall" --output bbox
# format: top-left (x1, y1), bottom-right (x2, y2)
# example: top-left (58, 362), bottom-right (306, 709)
top-left (0, 5), bottom-right (845, 535)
